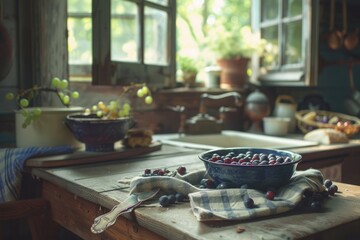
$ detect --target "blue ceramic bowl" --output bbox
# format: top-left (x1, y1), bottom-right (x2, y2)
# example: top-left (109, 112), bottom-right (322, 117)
top-left (65, 113), bottom-right (134, 152)
top-left (198, 147), bottom-right (302, 189)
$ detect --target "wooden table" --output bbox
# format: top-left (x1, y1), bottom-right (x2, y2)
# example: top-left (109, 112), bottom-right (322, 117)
top-left (28, 145), bottom-right (360, 240)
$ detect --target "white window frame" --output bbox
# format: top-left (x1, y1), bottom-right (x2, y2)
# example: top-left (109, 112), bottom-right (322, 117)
top-left (251, 0), bottom-right (319, 86)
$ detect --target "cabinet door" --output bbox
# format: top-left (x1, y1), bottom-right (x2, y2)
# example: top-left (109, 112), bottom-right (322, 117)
top-left (251, 0), bottom-right (319, 86)
top-left (297, 155), bottom-right (344, 182)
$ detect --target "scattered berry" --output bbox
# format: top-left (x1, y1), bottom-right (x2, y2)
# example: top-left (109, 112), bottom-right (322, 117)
top-left (328, 184), bottom-right (338, 196)
top-left (323, 179), bottom-right (332, 188)
top-left (159, 195), bottom-right (170, 207)
top-left (175, 192), bottom-right (185, 202)
top-left (168, 194), bottom-right (176, 204)
top-left (177, 166), bottom-right (187, 175)
top-left (266, 191), bottom-right (275, 200)
top-left (243, 197), bottom-right (254, 209)
top-left (200, 178), bottom-right (216, 188)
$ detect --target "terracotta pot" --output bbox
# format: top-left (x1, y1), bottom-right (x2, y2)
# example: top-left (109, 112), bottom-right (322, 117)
top-left (217, 57), bottom-right (250, 89)
top-left (182, 71), bottom-right (197, 88)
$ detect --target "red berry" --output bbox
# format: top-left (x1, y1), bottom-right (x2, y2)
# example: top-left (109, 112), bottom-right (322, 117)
top-left (224, 158), bottom-right (232, 164)
top-left (266, 191), bottom-right (275, 200)
top-left (177, 166), bottom-right (187, 175)
top-left (144, 169), bottom-right (151, 175)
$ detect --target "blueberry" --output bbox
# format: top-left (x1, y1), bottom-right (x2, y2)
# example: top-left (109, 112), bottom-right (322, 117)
top-left (243, 197), bottom-right (254, 208)
top-left (324, 179), bottom-right (332, 188)
top-left (159, 195), bottom-right (170, 207)
top-left (175, 192), bottom-right (185, 202)
top-left (200, 178), bottom-right (216, 188)
top-left (168, 194), bottom-right (176, 204)
top-left (328, 184), bottom-right (338, 196)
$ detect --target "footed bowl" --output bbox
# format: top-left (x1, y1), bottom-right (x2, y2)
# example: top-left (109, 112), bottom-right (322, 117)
top-left (65, 113), bottom-right (133, 152)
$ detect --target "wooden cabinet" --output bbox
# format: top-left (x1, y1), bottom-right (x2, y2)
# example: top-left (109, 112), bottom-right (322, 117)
top-left (298, 155), bottom-right (345, 182)
top-left (296, 144), bottom-right (360, 186)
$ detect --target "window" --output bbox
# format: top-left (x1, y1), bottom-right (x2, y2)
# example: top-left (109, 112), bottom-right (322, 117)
top-left (68, 0), bottom-right (255, 88)
top-left (68, 0), bottom-right (176, 88)
top-left (67, 0), bottom-right (92, 81)
top-left (251, 0), bottom-right (319, 86)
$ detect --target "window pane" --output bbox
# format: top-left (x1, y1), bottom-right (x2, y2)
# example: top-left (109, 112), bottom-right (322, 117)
top-left (284, 20), bottom-right (302, 64)
top-left (147, 0), bottom-right (168, 6)
top-left (67, 17), bottom-right (92, 64)
top-left (285, 0), bottom-right (302, 17)
top-left (261, 26), bottom-right (279, 69)
top-left (68, 0), bottom-right (91, 13)
top-left (144, 7), bottom-right (167, 65)
top-left (261, 0), bottom-right (278, 21)
top-left (111, 0), bottom-right (139, 62)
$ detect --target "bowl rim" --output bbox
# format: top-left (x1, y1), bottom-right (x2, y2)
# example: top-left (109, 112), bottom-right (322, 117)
top-left (66, 113), bottom-right (132, 122)
top-left (263, 117), bottom-right (291, 122)
top-left (198, 147), bottom-right (302, 167)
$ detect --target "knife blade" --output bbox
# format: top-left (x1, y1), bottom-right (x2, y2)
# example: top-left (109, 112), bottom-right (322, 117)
top-left (91, 188), bottom-right (160, 234)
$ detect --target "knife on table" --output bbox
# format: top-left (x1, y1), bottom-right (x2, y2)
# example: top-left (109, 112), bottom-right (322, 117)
top-left (91, 188), bottom-right (160, 234)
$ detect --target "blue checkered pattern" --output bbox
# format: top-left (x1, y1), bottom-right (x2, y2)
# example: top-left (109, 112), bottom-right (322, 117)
top-left (0, 146), bottom-right (73, 202)
top-left (128, 169), bottom-right (325, 221)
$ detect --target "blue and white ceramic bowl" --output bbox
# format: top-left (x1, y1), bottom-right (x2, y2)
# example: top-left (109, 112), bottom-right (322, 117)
top-left (198, 147), bottom-right (302, 189)
top-left (65, 113), bottom-right (134, 152)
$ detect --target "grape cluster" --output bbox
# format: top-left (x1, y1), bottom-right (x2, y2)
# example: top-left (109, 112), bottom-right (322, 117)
top-left (5, 77), bottom-right (79, 128)
top-left (84, 84), bottom-right (153, 119)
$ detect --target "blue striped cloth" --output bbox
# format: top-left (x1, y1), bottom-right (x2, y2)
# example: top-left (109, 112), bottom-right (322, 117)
top-left (0, 146), bottom-right (74, 203)
top-left (128, 169), bottom-right (325, 221)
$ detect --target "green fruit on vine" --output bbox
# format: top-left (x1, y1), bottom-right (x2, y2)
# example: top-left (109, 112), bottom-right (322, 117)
top-left (5, 92), bottom-right (14, 101)
top-left (145, 96), bottom-right (153, 104)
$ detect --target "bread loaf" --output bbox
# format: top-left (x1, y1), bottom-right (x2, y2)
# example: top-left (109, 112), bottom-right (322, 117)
top-left (122, 128), bottom-right (153, 148)
top-left (304, 128), bottom-right (349, 145)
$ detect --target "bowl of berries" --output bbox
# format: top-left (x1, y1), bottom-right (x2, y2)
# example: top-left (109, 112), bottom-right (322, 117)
top-left (198, 147), bottom-right (302, 190)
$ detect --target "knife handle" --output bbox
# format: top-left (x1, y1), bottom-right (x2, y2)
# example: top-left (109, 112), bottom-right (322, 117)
top-left (91, 194), bottom-right (140, 234)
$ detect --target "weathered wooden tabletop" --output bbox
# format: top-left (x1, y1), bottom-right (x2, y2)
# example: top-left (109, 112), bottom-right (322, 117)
top-left (30, 144), bottom-right (360, 240)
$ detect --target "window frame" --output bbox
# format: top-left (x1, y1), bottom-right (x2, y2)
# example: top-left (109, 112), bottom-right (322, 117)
top-left (91, 0), bottom-right (176, 88)
top-left (251, 0), bottom-right (319, 86)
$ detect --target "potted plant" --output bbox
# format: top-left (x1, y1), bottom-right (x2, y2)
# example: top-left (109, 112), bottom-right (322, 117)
top-left (5, 77), bottom-right (84, 148)
top-left (178, 56), bottom-right (198, 88)
top-left (6, 79), bottom-right (154, 151)
top-left (207, 25), bottom-right (265, 89)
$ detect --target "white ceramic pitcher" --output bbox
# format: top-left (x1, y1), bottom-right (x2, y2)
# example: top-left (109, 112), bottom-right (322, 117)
top-left (273, 95), bottom-right (297, 133)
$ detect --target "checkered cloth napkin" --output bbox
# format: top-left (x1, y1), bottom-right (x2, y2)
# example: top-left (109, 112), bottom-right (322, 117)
top-left (0, 146), bottom-right (74, 203)
top-left (128, 168), bottom-right (325, 221)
